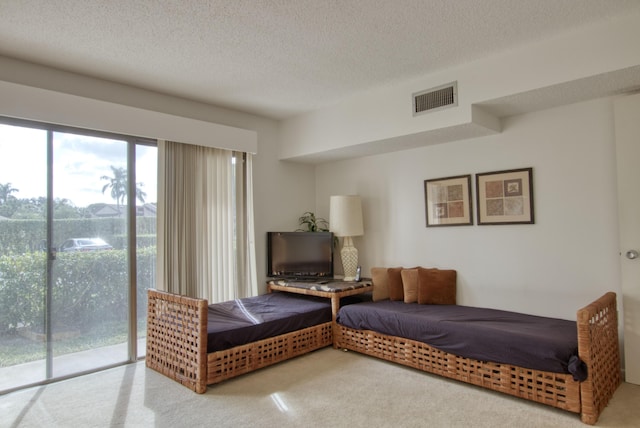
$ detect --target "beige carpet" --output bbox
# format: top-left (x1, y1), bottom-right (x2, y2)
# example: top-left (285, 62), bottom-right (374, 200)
top-left (1, 347), bottom-right (639, 428)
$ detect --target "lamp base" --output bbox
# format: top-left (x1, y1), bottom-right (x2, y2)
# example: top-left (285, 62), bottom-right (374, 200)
top-left (341, 236), bottom-right (358, 281)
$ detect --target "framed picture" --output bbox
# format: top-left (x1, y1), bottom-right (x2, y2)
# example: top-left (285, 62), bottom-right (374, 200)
top-left (476, 167), bottom-right (534, 225)
top-left (424, 174), bottom-right (473, 227)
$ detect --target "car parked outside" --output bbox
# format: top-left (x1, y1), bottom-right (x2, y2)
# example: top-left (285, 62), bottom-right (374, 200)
top-left (58, 238), bottom-right (113, 252)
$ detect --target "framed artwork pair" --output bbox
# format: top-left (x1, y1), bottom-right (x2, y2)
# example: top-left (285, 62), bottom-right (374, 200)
top-left (424, 167), bottom-right (533, 227)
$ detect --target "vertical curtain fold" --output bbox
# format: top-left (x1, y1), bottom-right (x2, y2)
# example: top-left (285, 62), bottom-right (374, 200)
top-left (157, 140), bottom-right (257, 302)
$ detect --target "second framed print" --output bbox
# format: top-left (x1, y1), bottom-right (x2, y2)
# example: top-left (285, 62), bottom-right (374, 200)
top-left (476, 167), bottom-right (534, 225)
top-left (424, 174), bottom-right (473, 227)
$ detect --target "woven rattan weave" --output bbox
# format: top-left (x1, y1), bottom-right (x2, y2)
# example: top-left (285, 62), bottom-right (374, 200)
top-left (146, 289), bottom-right (332, 393)
top-left (146, 289), bottom-right (620, 424)
top-left (334, 292), bottom-right (620, 425)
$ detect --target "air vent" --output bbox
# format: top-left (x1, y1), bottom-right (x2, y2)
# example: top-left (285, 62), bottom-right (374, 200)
top-left (412, 82), bottom-right (457, 115)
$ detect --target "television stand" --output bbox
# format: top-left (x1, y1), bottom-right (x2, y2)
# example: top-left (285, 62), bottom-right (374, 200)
top-left (267, 278), bottom-right (372, 322)
top-left (283, 278), bottom-right (330, 283)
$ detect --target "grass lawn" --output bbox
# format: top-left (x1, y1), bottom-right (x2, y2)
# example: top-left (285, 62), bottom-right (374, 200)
top-left (0, 319), bottom-right (146, 367)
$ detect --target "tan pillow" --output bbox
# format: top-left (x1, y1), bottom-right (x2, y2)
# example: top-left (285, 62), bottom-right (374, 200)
top-left (401, 269), bottom-right (419, 303)
top-left (417, 268), bottom-right (457, 305)
top-left (371, 267), bottom-right (390, 301)
top-left (387, 267), bottom-right (404, 301)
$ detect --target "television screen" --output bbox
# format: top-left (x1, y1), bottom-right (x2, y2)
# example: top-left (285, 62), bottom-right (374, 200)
top-left (267, 232), bottom-right (334, 279)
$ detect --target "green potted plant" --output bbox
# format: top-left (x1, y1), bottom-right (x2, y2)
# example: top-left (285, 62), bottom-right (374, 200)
top-left (296, 212), bottom-right (329, 232)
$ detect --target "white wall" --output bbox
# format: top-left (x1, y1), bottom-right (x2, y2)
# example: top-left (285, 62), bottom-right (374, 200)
top-left (280, 11), bottom-right (640, 161)
top-left (316, 97), bottom-right (621, 320)
top-left (0, 58), bottom-right (624, 308)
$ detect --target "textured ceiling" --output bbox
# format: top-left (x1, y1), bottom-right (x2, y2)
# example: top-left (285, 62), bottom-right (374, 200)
top-left (1, 0), bottom-right (640, 120)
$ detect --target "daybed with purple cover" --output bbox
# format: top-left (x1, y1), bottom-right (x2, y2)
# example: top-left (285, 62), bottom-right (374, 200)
top-left (146, 289), bottom-right (332, 393)
top-left (334, 267), bottom-right (621, 425)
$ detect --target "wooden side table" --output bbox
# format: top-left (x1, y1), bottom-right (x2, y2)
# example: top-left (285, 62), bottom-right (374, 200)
top-left (267, 279), bottom-right (372, 322)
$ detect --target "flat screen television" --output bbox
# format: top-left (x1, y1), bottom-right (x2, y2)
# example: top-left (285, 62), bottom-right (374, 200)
top-left (267, 231), bottom-right (334, 279)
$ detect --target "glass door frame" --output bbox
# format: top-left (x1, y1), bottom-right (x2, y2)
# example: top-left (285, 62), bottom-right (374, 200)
top-left (0, 116), bottom-right (155, 392)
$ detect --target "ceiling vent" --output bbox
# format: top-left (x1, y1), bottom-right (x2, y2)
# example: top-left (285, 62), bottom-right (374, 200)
top-left (412, 81), bottom-right (457, 116)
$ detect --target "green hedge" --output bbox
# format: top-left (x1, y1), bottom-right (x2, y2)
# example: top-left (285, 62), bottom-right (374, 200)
top-left (110, 234), bottom-right (157, 250)
top-left (0, 247), bottom-right (155, 334)
top-left (0, 217), bottom-right (156, 254)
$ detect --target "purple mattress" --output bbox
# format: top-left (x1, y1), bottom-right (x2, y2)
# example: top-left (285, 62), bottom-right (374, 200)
top-left (206, 292), bottom-right (331, 353)
top-left (337, 301), bottom-right (586, 380)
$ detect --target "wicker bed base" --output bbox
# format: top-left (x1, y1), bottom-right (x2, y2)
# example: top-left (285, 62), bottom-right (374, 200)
top-left (146, 289), bottom-right (332, 393)
top-left (146, 289), bottom-right (620, 424)
top-left (206, 322), bottom-right (332, 386)
top-left (334, 292), bottom-right (621, 425)
top-left (336, 325), bottom-right (580, 408)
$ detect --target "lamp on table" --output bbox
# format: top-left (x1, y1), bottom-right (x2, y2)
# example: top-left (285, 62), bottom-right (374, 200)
top-left (330, 195), bottom-right (364, 281)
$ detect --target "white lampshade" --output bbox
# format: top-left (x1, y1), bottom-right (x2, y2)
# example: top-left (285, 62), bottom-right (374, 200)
top-left (330, 195), bottom-right (364, 237)
top-left (330, 195), bottom-right (363, 281)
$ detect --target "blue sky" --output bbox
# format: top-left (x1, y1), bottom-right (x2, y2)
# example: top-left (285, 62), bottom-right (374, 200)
top-left (0, 124), bottom-right (157, 208)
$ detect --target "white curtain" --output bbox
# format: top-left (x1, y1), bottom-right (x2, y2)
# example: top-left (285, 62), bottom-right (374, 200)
top-left (157, 140), bottom-right (257, 302)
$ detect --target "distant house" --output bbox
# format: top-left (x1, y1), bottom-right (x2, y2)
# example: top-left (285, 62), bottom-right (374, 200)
top-left (87, 203), bottom-right (156, 218)
top-left (137, 203), bottom-right (156, 217)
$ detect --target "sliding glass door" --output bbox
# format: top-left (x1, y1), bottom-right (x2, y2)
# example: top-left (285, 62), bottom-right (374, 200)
top-left (49, 131), bottom-right (129, 378)
top-left (0, 124), bottom-right (48, 389)
top-left (135, 143), bottom-right (157, 356)
top-left (0, 119), bottom-right (156, 392)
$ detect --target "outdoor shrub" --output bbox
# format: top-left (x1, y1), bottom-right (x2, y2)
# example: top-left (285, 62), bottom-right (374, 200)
top-left (0, 252), bottom-right (46, 334)
top-left (109, 233), bottom-right (156, 250)
top-left (0, 247), bottom-right (156, 333)
top-left (0, 216), bottom-right (156, 254)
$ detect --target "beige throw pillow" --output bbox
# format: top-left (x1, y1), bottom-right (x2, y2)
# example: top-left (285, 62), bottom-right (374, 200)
top-left (371, 267), bottom-right (390, 301)
top-left (401, 269), bottom-right (419, 303)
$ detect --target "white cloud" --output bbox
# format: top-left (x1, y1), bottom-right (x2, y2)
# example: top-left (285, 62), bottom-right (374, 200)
top-left (0, 124), bottom-right (157, 208)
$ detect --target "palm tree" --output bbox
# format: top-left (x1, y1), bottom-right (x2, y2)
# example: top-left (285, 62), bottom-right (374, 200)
top-left (135, 183), bottom-right (147, 205)
top-left (101, 166), bottom-right (127, 211)
top-left (101, 166), bottom-right (147, 212)
top-left (0, 182), bottom-right (19, 204)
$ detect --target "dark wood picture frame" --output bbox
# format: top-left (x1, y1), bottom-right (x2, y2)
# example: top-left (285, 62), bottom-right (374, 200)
top-left (475, 167), bottom-right (534, 225)
top-left (424, 174), bottom-right (473, 227)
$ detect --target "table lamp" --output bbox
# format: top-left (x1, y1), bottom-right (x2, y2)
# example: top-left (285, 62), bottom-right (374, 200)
top-left (330, 195), bottom-right (364, 281)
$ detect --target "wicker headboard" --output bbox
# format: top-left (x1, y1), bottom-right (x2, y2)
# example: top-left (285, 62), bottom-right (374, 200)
top-left (576, 292), bottom-right (621, 424)
top-left (146, 289), bottom-right (208, 393)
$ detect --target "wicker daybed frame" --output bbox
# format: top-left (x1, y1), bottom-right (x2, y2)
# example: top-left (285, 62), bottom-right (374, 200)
top-left (146, 289), bottom-right (620, 424)
top-left (334, 292), bottom-right (621, 425)
top-left (145, 289), bottom-right (332, 393)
